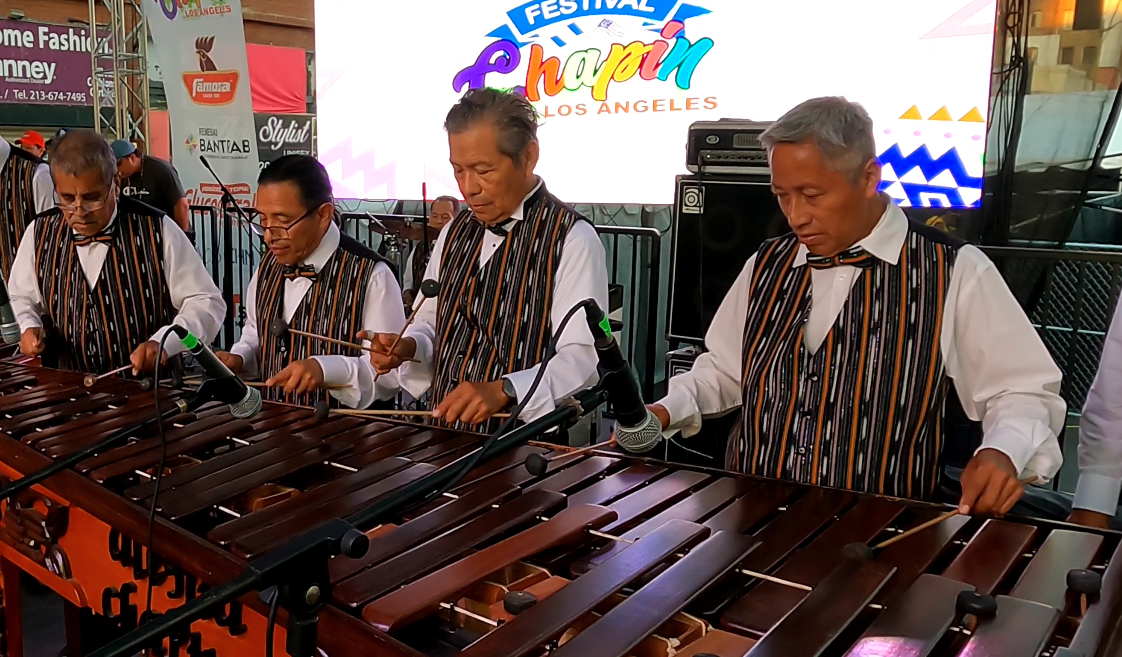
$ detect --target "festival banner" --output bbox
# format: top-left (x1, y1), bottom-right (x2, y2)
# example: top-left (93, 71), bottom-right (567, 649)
top-left (0, 19), bottom-right (107, 106)
top-left (143, 0), bottom-right (260, 210)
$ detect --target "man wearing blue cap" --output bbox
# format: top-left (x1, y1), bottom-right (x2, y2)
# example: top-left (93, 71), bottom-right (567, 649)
top-left (111, 139), bottom-right (190, 232)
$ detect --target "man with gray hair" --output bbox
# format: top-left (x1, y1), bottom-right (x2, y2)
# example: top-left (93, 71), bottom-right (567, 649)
top-left (8, 129), bottom-right (225, 376)
top-left (364, 88), bottom-right (608, 433)
top-left (649, 97), bottom-right (1065, 515)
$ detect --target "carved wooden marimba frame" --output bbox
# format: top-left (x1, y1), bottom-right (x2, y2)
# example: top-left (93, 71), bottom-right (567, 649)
top-left (0, 364), bottom-right (1118, 657)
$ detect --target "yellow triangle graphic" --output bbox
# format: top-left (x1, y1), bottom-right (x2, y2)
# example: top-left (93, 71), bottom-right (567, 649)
top-left (959, 107), bottom-right (985, 122)
top-left (899, 105), bottom-right (923, 120)
top-left (928, 106), bottom-right (953, 121)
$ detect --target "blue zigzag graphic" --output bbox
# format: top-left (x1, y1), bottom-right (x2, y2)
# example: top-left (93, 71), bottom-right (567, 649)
top-left (876, 144), bottom-right (982, 209)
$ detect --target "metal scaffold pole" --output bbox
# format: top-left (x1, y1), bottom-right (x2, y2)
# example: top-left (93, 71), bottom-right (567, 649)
top-left (88, 0), bottom-right (150, 149)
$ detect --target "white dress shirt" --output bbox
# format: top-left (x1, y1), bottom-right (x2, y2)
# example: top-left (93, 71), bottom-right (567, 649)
top-left (659, 201), bottom-right (1067, 482)
top-left (9, 208), bottom-right (225, 357)
top-left (230, 223), bottom-right (406, 409)
top-left (0, 137), bottom-right (56, 215)
top-left (399, 179), bottom-right (609, 421)
top-left (1075, 297), bottom-right (1122, 515)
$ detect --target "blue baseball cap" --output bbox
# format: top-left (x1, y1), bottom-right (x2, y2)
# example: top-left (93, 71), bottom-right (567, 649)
top-left (110, 139), bottom-right (137, 160)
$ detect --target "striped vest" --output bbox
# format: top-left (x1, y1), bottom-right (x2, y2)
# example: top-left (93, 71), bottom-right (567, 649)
top-left (1, 148), bottom-right (46, 278)
top-left (34, 197), bottom-right (176, 375)
top-left (731, 221), bottom-right (962, 499)
top-left (256, 233), bottom-right (391, 407)
top-left (432, 184), bottom-right (586, 433)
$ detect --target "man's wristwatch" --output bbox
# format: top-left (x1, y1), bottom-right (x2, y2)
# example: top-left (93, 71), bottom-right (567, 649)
top-left (501, 376), bottom-right (518, 406)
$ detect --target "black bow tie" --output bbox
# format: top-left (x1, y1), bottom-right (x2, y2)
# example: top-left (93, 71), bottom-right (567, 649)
top-left (73, 232), bottom-right (114, 247)
top-left (483, 218), bottom-right (518, 236)
top-left (806, 246), bottom-right (876, 270)
top-left (282, 264), bottom-right (318, 282)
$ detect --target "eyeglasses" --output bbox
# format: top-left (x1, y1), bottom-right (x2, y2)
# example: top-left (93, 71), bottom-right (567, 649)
top-left (247, 207), bottom-right (316, 239)
top-left (58, 184), bottom-right (115, 216)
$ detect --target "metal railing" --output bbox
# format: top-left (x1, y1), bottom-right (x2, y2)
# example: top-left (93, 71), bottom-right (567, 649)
top-left (982, 245), bottom-right (1122, 414)
top-left (189, 205), bottom-right (261, 349)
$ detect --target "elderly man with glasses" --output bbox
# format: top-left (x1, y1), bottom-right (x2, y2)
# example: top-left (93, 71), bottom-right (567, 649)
top-left (214, 155), bottom-right (406, 409)
top-left (8, 129), bottom-right (224, 376)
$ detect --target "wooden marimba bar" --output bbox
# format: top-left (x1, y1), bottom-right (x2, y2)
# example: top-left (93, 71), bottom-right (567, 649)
top-left (0, 363), bottom-right (1117, 657)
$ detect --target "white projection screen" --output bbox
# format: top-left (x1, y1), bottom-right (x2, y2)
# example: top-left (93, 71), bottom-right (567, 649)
top-left (315, 0), bottom-right (995, 207)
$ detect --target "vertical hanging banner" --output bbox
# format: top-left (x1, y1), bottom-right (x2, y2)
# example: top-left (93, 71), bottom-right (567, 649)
top-left (143, 0), bottom-right (261, 209)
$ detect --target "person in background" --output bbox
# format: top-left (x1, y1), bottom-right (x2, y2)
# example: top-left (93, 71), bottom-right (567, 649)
top-left (215, 155), bottom-right (406, 409)
top-left (110, 139), bottom-right (191, 233)
top-left (1067, 297), bottom-right (1122, 529)
top-left (9, 129), bottom-right (224, 376)
top-left (648, 97), bottom-right (1065, 515)
top-left (402, 195), bottom-right (460, 304)
top-left (15, 131), bottom-right (47, 159)
top-left (0, 133), bottom-right (55, 278)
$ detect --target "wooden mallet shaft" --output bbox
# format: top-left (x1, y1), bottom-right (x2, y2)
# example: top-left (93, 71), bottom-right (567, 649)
top-left (331, 408), bottom-right (511, 419)
top-left (83, 364), bottom-right (133, 387)
top-left (286, 328), bottom-right (377, 354)
top-left (524, 439), bottom-right (616, 475)
top-left (873, 509), bottom-right (961, 550)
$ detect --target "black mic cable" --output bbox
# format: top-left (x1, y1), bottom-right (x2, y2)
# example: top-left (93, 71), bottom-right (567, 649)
top-left (142, 328), bottom-right (180, 637)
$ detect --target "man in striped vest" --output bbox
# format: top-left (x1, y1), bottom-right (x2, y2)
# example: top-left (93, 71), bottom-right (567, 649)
top-left (651, 97), bottom-right (1066, 516)
top-left (1, 134), bottom-right (56, 278)
top-left (215, 155), bottom-right (406, 409)
top-left (365, 88), bottom-right (609, 433)
top-left (8, 129), bottom-right (225, 376)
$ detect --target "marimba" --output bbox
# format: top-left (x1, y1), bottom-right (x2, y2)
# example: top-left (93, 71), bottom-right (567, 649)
top-left (0, 364), bottom-right (1118, 657)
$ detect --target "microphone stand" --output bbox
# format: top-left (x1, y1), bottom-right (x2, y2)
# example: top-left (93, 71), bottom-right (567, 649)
top-left (87, 385), bottom-right (609, 657)
top-left (199, 156), bottom-right (251, 348)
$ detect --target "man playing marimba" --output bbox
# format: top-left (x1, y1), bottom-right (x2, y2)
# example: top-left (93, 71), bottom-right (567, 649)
top-left (215, 155), bottom-right (406, 408)
top-left (9, 129), bottom-right (225, 375)
top-left (365, 88), bottom-right (609, 431)
top-left (650, 97), bottom-right (1066, 516)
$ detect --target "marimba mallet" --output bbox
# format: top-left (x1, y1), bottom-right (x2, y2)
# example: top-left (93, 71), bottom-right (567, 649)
top-left (1068, 568), bottom-right (1103, 617)
top-left (374, 279), bottom-right (440, 380)
top-left (871, 509), bottom-right (961, 551)
top-left (524, 438), bottom-right (616, 476)
top-left (82, 364), bottom-right (133, 388)
top-left (331, 408), bottom-right (511, 419)
top-left (955, 590), bottom-right (998, 632)
top-left (269, 318), bottom-right (377, 354)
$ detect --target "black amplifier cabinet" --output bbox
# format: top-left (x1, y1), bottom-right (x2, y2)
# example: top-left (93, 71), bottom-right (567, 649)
top-left (668, 174), bottom-right (788, 344)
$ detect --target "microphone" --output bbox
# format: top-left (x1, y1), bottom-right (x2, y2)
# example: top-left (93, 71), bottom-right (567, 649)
top-left (0, 276), bottom-right (19, 345)
top-left (169, 326), bottom-right (261, 419)
top-left (582, 300), bottom-right (663, 453)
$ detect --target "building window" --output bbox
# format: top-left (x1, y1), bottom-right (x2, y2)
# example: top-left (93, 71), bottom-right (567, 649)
top-left (1083, 46), bottom-right (1098, 65)
top-left (1028, 47), bottom-right (1039, 62)
top-left (1061, 46), bottom-right (1075, 65)
top-left (1029, 11), bottom-right (1043, 28)
top-left (1063, 10), bottom-right (1074, 29)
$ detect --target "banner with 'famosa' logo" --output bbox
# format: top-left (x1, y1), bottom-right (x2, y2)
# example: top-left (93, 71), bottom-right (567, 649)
top-left (144, 0), bottom-right (261, 212)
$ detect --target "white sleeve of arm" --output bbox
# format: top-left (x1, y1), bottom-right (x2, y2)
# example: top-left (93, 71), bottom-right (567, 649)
top-left (655, 254), bottom-right (754, 439)
top-left (149, 216), bottom-right (227, 355)
top-left (502, 221), bottom-right (608, 421)
top-left (229, 268), bottom-right (261, 379)
top-left (1075, 297), bottom-right (1122, 514)
top-left (399, 223), bottom-right (450, 398)
top-left (32, 164), bottom-right (55, 215)
top-left (943, 246), bottom-right (1066, 482)
top-left (9, 222), bottom-right (44, 331)
top-left (314, 262), bottom-right (407, 409)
